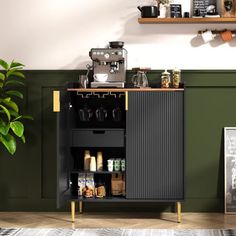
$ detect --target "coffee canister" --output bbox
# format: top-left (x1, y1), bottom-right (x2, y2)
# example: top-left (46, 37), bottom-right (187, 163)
top-left (172, 68), bottom-right (181, 88)
top-left (107, 159), bottom-right (114, 172)
top-left (114, 159), bottom-right (121, 171)
top-left (121, 159), bottom-right (125, 171)
top-left (161, 70), bottom-right (170, 88)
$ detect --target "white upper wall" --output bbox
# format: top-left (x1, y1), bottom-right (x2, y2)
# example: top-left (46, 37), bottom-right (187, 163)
top-left (0, 0), bottom-right (236, 69)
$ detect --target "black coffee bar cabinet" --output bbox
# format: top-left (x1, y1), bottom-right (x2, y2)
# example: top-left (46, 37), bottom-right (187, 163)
top-left (54, 88), bottom-right (184, 223)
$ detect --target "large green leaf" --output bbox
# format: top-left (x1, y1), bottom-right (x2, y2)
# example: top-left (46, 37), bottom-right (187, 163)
top-left (9, 71), bottom-right (25, 79)
top-left (0, 104), bottom-right (11, 121)
top-left (0, 82), bottom-right (3, 88)
top-left (10, 61), bottom-right (25, 69)
top-left (0, 98), bottom-right (19, 113)
top-left (5, 90), bottom-right (23, 99)
top-left (0, 133), bottom-right (16, 155)
top-left (5, 80), bottom-right (25, 86)
top-left (8, 110), bottom-right (19, 118)
top-left (21, 134), bottom-right (25, 143)
top-left (10, 121), bottom-right (24, 137)
top-left (0, 72), bottom-right (5, 81)
top-left (6, 68), bottom-right (17, 78)
top-left (0, 118), bottom-right (10, 135)
top-left (0, 59), bottom-right (9, 70)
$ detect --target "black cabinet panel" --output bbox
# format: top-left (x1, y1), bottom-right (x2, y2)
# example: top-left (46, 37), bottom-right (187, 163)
top-left (126, 91), bottom-right (184, 200)
top-left (57, 92), bottom-right (70, 208)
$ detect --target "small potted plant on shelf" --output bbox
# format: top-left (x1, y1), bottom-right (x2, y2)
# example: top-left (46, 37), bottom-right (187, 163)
top-left (156, 0), bottom-right (172, 18)
top-left (0, 59), bottom-right (33, 155)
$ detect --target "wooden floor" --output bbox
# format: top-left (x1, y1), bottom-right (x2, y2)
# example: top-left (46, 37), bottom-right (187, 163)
top-left (0, 212), bottom-right (236, 229)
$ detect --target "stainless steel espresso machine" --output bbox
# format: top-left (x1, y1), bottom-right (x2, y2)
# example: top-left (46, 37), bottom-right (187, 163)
top-left (89, 41), bottom-right (127, 88)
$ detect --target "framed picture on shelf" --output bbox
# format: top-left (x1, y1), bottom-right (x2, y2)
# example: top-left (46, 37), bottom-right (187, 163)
top-left (170, 4), bottom-right (182, 18)
top-left (221, 0), bottom-right (236, 17)
top-left (224, 127), bottom-right (236, 214)
top-left (192, 0), bottom-right (209, 16)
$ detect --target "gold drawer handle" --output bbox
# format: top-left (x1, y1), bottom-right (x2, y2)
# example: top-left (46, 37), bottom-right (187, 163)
top-left (53, 91), bottom-right (60, 112)
top-left (125, 91), bottom-right (128, 111)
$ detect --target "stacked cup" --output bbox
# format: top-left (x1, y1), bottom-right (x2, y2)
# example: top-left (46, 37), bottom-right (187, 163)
top-left (220, 30), bottom-right (233, 42)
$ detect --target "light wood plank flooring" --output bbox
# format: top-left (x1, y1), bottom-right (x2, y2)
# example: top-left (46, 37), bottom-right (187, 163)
top-left (0, 212), bottom-right (236, 229)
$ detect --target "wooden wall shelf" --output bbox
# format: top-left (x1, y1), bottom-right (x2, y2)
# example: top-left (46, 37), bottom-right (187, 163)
top-left (138, 17), bottom-right (236, 24)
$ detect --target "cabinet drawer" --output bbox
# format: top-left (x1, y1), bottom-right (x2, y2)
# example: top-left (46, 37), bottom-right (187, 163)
top-left (71, 129), bottom-right (125, 147)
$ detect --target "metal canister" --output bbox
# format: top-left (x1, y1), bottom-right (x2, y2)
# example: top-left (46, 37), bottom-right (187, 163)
top-left (121, 159), bottom-right (125, 171)
top-left (114, 159), bottom-right (121, 171)
top-left (107, 159), bottom-right (114, 172)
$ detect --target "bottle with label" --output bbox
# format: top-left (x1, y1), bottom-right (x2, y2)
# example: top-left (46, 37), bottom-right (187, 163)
top-left (84, 150), bottom-right (91, 171)
top-left (97, 151), bottom-right (103, 171)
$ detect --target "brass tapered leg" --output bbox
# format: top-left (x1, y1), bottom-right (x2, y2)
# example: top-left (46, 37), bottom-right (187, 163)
top-left (71, 201), bottom-right (75, 223)
top-left (79, 201), bottom-right (83, 214)
top-left (176, 201), bottom-right (181, 223)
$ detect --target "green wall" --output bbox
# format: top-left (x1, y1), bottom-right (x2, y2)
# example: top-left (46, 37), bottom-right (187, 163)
top-left (0, 70), bottom-right (236, 212)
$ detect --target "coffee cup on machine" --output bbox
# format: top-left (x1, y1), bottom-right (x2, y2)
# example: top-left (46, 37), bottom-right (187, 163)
top-left (93, 73), bottom-right (108, 82)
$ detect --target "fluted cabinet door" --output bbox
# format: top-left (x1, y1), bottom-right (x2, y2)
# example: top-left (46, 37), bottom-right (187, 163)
top-left (126, 91), bottom-right (184, 200)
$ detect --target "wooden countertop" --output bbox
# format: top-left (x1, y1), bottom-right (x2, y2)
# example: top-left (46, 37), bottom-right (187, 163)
top-left (67, 88), bottom-right (184, 92)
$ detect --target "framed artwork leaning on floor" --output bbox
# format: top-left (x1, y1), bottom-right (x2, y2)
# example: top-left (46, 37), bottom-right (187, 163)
top-left (224, 127), bottom-right (236, 214)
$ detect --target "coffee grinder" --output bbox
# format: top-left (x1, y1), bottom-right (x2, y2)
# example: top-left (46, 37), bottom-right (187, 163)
top-left (89, 41), bottom-right (127, 88)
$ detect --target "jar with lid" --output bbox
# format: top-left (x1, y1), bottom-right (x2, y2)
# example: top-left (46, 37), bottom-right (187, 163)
top-left (161, 69), bottom-right (170, 88)
top-left (172, 68), bottom-right (181, 88)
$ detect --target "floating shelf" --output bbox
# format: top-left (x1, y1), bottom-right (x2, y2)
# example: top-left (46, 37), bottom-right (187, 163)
top-left (138, 17), bottom-right (236, 24)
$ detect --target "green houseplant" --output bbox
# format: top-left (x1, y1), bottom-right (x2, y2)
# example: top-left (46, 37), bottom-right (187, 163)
top-left (0, 59), bottom-right (33, 155)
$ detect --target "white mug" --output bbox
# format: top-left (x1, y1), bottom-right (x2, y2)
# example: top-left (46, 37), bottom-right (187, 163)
top-left (201, 30), bottom-right (216, 43)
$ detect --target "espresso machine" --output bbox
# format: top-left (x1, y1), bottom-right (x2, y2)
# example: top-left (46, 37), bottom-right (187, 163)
top-left (89, 41), bottom-right (127, 88)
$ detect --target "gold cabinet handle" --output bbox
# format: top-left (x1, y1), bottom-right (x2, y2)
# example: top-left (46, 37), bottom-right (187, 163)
top-left (53, 91), bottom-right (60, 112)
top-left (125, 91), bottom-right (128, 111)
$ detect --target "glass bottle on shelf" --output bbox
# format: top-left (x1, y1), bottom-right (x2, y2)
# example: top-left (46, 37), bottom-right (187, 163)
top-left (97, 151), bottom-right (103, 171)
top-left (84, 150), bottom-right (91, 171)
top-left (90, 156), bottom-right (96, 172)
